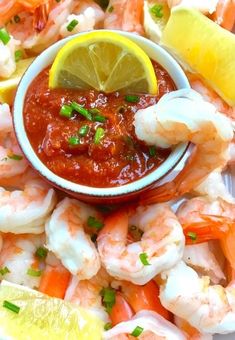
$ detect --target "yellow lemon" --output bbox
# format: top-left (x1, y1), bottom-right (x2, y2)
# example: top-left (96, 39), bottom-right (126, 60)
top-left (0, 58), bottom-right (34, 105)
top-left (49, 31), bottom-right (157, 94)
top-left (0, 281), bottom-right (104, 340)
top-left (161, 7), bottom-right (235, 106)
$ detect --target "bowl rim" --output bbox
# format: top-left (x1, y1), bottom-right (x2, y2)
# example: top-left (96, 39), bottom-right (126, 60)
top-left (13, 29), bottom-right (190, 198)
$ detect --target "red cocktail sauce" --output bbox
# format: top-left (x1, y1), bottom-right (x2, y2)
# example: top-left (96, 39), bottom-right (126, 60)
top-left (24, 61), bottom-right (175, 188)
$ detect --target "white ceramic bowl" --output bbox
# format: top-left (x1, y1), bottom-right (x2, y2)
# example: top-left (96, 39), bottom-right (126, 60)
top-left (13, 30), bottom-right (190, 204)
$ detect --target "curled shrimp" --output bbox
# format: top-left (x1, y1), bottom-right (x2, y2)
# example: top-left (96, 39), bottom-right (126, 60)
top-left (103, 310), bottom-right (187, 339)
top-left (0, 233), bottom-right (45, 289)
top-left (104, 0), bottom-right (144, 35)
top-left (0, 104), bottom-right (28, 179)
top-left (159, 260), bottom-right (235, 334)
top-left (0, 37), bottom-right (20, 78)
top-left (134, 89), bottom-right (233, 204)
top-left (97, 203), bottom-right (185, 285)
top-left (45, 197), bottom-right (101, 280)
top-left (65, 267), bottom-right (111, 321)
top-left (0, 179), bottom-right (56, 234)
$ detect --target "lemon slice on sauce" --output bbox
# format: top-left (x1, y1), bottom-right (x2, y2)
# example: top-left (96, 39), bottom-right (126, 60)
top-left (0, 57), bottom-right (34, 105)
top-left (0, 280), bottom-right (104, 340)
top-left (161, 7), bottom-right (235, 106)
top-left (49, 31), bottom-right (158, 94)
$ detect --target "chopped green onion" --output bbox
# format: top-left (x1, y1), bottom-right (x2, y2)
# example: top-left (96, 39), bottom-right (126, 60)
top-left (35, 247), bottom-right (48, 259)
top-left (100, 287), bottom-right (116, 313)
top-left (15, 50), bottom-right (22, 62)
top-left (108, 5), bottom-right (114, 12)
top-left (149, 146), bottom-right (157, 157)
top-left (3, 300), bottom-right (20, 314)
top-left (94, 127), bottom-right (105, 144)
top-left (71, 102), bottom-right (92, 120)
top-left (131, 326), bottom-right (144, 337)
top-left (87, 216), bottom-right (104, 229)
top-left (150, 4), bottom-right (163, 18)
top-left (78, 125), bottom-right (89, 136)
top-left (0, 267), bottom-right (10, 276)
top-left (14, 15), bottom-right (21, 23)
top-left (60, 104), bottom-right (73, 118)
top-left (104, 322), bottom-right (112, 331)
top-left (66, 19), bottom-right (79, 32)
top-left (0, 28), bottom-right (10, 45)
top-left (27, 268), bottom-right (42, 277)
top-left (89, 108), bottom-right (100, 115)
top-left (8, 154), bottom-right (23, 161)
top-left (139, 252), bottom-right (150, 266)
top-left (93, 115), bottom-right (107, 123)
top-left (68, 136), bottom-right (80, 145)
top-left (187, 231), bottom-right (197, 241)
top-left (124, 95), bottom-right (140, 103)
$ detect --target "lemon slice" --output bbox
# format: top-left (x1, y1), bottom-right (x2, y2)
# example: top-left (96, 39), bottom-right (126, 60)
top-left (161, 7), bottom-right (235, 106)
top-left (49, 31), bottom-right (157, 94)
top-left (0, 58), bottom-right (34, 105)
top-left (0, 281), bottom-right (104, 340)
top-left (144, 1), bottom-right (170, 43)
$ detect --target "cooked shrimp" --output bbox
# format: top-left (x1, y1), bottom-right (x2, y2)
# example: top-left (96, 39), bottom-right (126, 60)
top-left (0, 179), bottom-right (56, 234)
top-left (160, 260), bottom-right (235, 334)
top-left (45, 197), bottom-right (101, 280)
top-left (103, 310), bottom-right (187, 339)
top-left (176, 196), bottom-right (235, 269)
top-left (183, 242), bottom-right (225, 284)
top-left (0, 233), bottom-right (45, 289)
top-left (39, 251), bottom-right (71, 299)
top-left (65, 267), bottom-right (111, 321)
top-left (174, 316), bottom-right (213, 340)
top-left (0, 104), bottom-right (28, 179)
top-left (97, 203), bottom-right (185, 285)
top-left (0, 36), bottom-right (20, 78)
top-left (135, 89), bottom-right (233, 204)
top-left (104, 0), bottom-right (144, 35)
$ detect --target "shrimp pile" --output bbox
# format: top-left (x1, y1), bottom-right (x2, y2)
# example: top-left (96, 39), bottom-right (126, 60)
top-left (0, 1), bottom-right (235, 339)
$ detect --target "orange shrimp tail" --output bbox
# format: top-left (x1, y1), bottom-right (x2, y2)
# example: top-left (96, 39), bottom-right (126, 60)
top-left (33, 3), bottom-right (50, 32)
top-left (212, 0), bottom-right (235, 31)
top-left (109, 292), bottom-right (134, 326)
top-left (39, 266), bottom-right (71, 299)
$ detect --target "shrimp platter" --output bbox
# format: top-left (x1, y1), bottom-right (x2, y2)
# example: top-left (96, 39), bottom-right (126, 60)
top-left (0, 0), bottom-right (234, 339)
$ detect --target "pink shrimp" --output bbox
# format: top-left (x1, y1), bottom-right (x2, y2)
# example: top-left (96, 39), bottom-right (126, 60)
top-left (104, 0), bottom-right (145, 34)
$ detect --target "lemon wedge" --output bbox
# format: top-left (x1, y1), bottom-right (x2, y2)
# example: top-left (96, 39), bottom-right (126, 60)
top-left (0, 281), bottom-right (104, 340)
top-left (161, 7), bottom-right (235, 106)
top-left (144, 1), bottom-right (170, 43)
top-left (49, 31), bottom-right (157, 94)
top-left (0, 58), bottom-right (34, 105)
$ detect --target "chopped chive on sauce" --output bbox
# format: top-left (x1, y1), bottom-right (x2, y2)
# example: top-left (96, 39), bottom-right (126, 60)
top-left (0, 28), bottom-right (10, 45)
top-left (108, 5), bottom-right (114, 12)
top-left (35, 247), bottom-right (48, 259)
top-left (78, 125), bottom-right (89, 136)
top-left (3, 300), bottom-right (20, 314)
top-left (68, 136), bottom-right (80, 145)
top-left (14, 15), bottom-right (21, 23)
top-left (100, 287), bottom-right (116, 313)
top-left (87, 216), bottom-right (104, 229)
top-left (15, 50), bottom-right (22, 62)
top-left (104, 322), bottom-right (112, 331)
top-left (93, 115), bottom-right (107, 123)
top-left (149, 145), bottom-right (157, 157)
top-left (94, 127), bottom-right (105, 144)
top-left (0, 267), bottom-right (10, 276)
top-left (124, 95), bottom-right (140, 103)
top-left (89, 108), bottom-right (100, 115)
top-left (131, 326), bottom-right (144, 337)
top-left (139, 252), bottom-right (151, 266)
top-left (8, 154), bottom-right (23, 161)
top-left (27, 268), bottom-right (42, 277)
top-left (66, 19), bottom-right (79, 32)
top-left (187, 231), bottom-right (197, 241)
top-left (71, 102), bottom-right (92, 120)
top-left (150, 4), bottom-right (163, 18)
top-left (60, 104), bottom-right (73, 118)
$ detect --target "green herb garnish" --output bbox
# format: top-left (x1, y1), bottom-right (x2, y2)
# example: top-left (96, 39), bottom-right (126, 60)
top-left (104, 322), bottom-right (112, 330)
top-left (67, 19), bottom-right (79, 32)
top-left (3, 301), bottom-right (20, 314)
top-left (149, 146), bottom-right (157, 157)
top-left (0, 267), bottom-right (10, 276)
top-left (150, 4), bottom-right (163, 18)
top-left (8, 154), bottom-right (23, 161)
top-left (35, 247), bottom-right (48, 259)
top-left (0, 28), bottom-right (10, 45)
top-left (60, 104), bottom-right (73, 118)
top-left (100, 287), bottom-right (116, 313)
top-left (94, 127), bottom-right (105, 144)
top-left (139, 252), bottom-right (151, 266)
top-left (131, 326), bottom-right (144, 337)
top-left (87, 216), bottom-right (104, 229)
top-left (125, 95), bottom-right (140, 103)
top-left (15, 50), bottom-right (22, 62)
top-left (187, 231), bottom-right (197, 241)
top-left (27, 268), bottom-right (42, 277)
top-left (78, 125), bottom-right (89, 136)
top-left (71, 102), bottom-right (92, 120)
top-left (68, 136), bottom-right (80, 145)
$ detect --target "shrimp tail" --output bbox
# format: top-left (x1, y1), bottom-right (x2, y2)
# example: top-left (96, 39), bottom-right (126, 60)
top-left (33, 3), bottom-right (50, 32)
